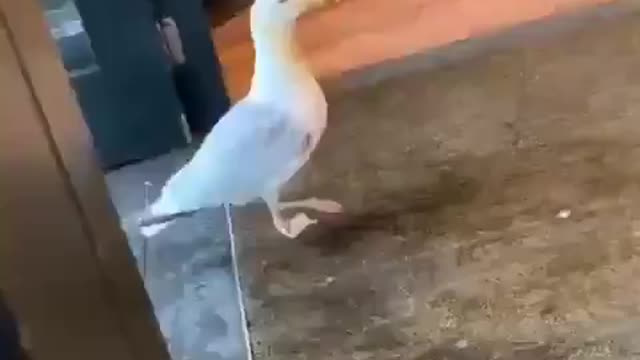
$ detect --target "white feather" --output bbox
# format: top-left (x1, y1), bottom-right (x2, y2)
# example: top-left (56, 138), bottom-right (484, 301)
top-left (142, 0), bottom-right (330, 235)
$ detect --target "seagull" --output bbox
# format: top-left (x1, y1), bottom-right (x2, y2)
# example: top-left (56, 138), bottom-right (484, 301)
top-left (140, 0), bottom-right (342, 238)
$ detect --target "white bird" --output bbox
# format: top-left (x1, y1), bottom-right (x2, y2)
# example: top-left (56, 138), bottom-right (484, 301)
top-left (140, 0), bottom-right (342, 238)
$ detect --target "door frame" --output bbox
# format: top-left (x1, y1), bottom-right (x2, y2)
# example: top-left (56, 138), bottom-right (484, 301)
top-left (0, 0), bottom-right (170, 359)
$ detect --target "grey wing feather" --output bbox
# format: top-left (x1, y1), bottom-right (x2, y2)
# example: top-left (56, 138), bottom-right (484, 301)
top-left (161, 100), bottom-right (310, 209)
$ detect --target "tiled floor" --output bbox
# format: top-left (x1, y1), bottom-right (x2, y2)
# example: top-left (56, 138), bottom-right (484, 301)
top-left (106, 149), bottom-right (249, 360)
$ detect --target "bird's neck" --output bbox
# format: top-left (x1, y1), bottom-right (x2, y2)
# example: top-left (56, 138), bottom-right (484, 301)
top-left (248, 23), bottom-right (317, 102)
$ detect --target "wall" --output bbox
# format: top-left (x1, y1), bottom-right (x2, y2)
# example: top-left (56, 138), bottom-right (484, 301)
top-left (213, 0), bottom-right (616, 99)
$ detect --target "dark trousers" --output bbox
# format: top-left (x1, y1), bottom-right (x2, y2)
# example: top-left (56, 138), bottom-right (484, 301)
top-left (0, 292), bottom-right (28, 360)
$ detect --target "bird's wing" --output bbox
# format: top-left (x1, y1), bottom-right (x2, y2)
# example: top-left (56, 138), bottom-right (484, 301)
top-left (161, 100), bottom-right (311, 210)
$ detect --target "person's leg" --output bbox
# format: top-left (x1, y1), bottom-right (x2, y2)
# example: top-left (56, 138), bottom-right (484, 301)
top-left (158, 3), bottom-right (231, 135)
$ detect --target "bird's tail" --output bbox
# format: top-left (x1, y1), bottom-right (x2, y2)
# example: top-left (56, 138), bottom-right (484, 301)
top-left (139, 190), bottom-right (180, 237)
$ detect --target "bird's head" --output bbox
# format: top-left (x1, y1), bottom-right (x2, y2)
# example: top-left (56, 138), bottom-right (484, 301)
top-left (251, 0), bottom-right (338, 30)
